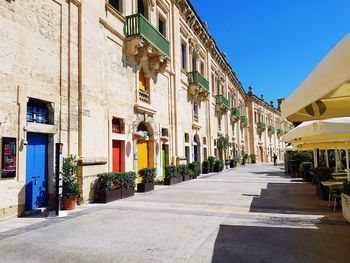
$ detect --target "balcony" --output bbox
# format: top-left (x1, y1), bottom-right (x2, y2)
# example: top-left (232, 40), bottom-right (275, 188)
top-left (215, 95), bottom-right (229, 114)
top-left (124, 13), bottom-right (170, 76)
top-left (257, 122), bottom-right (266, 133)
top-left (230, 108), bottom-right (240, 123)
top-left (268, 126), bottom-right (276, 135)
top-left (188, 71), bottom-right (210, 100)
top-left (240, 116), bottom-right (248, 128)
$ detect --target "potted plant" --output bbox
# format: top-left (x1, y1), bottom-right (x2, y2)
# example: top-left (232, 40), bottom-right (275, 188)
top-left (242, 153), bottom-right (248, 165)
top-left (62, 155), bottom-right (81, 210)
top-left (313, 167), bottom-right (333, 200)
top-left (137, 167), bottom-right (156, 192)
top-left (299, 162), bottom-right (313, 182)
top-left (229, 159), bottom-right (236, 168)
top-left (189, 162), bottom-right (201, 178)
top-left (213, 159), bottom-right (223, 172)
top-left (249, 154), bottom-right (257, 164)
top-left (178, 165), bottom-right (190, 181)
top-left (95, 172), bottom-right (121, 203)
top-left (120, 172), bottom-right (137, 198)
top-left (164, 165), bottom-right (178, 185)
top-left (341, 181), bottom-right (350, 223)
top-left (208, 156), bottom-right (215, 173)
top-left (217, 135), bottom-right (230, 161)
top-left (202, 161), bottom-right (209, 174)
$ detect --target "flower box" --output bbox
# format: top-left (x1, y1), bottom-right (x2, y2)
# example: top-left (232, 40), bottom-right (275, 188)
top-left (164, 177), bottom-right (178, 185)
top-left (137, 183), bottom-right (154, 193)
top-left (121, 188), bottom-right (135, 199)
top-left (182, 175), bottom-right (190, 181)
top-left (95, 188), bottom-right (122, 203)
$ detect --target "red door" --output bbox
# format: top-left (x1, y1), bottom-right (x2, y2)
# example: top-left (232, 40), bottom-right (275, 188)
top-left (112, 140), bottom-right (122, 172)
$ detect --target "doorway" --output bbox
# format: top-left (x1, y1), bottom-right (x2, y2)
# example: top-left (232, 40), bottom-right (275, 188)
top-left (112, 140), bottom-right (124, 172)
top-left (137, 122), bottom-right (154, 183)
top-left (25, 133), bottom-right (48, 211)
top-left (259, 147), bottom-right (264, 163)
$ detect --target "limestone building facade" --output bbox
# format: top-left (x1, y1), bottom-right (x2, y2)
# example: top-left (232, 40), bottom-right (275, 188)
top-left (0, 0), bottom-right (290, 218)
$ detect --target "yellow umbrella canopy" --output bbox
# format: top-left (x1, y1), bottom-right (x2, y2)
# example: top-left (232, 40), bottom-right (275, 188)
top-left (292, 141), bottom-right (350, 151)
top-left (283, 117), bottom-right (350, 144)
top-left (281, 34), bottom-right (350, 122)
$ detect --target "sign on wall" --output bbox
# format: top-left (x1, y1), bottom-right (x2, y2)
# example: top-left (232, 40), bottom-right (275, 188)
top-left (1, 137), bottom-right (17, 178)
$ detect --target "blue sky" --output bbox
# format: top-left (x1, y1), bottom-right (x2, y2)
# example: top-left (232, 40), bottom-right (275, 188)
top-left (190, 0), bottom-right (349, 103)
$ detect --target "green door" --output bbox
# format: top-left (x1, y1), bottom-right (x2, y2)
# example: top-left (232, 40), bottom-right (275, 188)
top-left (162, 145), bottom-right (166, 177)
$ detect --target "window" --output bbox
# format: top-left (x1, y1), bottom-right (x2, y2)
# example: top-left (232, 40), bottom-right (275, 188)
top-left (27, 99), bottom-right (51, 124)
top-left (185, 146), bottom-right (190, 164)
top-left (185, 133), bottom-right (189, 143)
top-left (162, 128), bottom-right (169, 137)
top-left (192, 56), bottom-right (197, 71)
top-left (200, 62), bottom-right (205, 76)
top-left (158, 16), bottom-right (166, 37)
top-left (138, 0), bottom-right (147, 19)
top-left (139, 70), bottom-right (149, 92)
top-left (203, 137), bottom-right (207, 145)
top-left (211, 74), bottom-right (215, 96)
top-left (181, 43), bottom-right (187, 70)
top-left (112, 118), bottom-right (124, 134)
top-left (139, 69), bottom-right (150, 103)
top-left (109, 0), bottom-right (121, 12)
top-left (218, 117), bottom-right (221, 130)
top-left (193, 103), bottom-right (199, 122)
top-left (254, 112), bottom-right (257, 123)
top-left (216, 78), bottom-right (220, 95)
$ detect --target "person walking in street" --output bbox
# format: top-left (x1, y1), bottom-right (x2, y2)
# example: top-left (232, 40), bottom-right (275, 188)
top-left (273, 153), bottom-right (278, 166)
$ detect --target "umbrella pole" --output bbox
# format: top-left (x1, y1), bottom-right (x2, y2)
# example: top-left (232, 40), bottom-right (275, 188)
top-left (313, 149), bottom-right (318, 168)
top-left (346, 149), bottom-right (350, 181)
top-left (325, 149), bottom-right (329, 168)
top-left (335, 149), bottom-right (339, 173)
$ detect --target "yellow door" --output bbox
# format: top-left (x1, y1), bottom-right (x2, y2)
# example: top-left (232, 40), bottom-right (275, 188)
top-left (138, 141), bottom-right (149, 183)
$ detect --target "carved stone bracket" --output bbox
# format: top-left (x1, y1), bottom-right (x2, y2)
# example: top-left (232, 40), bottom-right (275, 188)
top-left (125, 36), bottom-right (169, 77)
top-left (188, 84), bottom-right (209, 102)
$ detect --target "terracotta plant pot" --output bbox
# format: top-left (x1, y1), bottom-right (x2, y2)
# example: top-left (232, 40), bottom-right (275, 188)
top-left (62, 196), bottom-right (78, 210)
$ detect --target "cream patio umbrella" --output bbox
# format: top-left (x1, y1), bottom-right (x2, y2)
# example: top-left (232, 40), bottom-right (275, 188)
top-left (283, 117), bottom-right (350, 180)
top-left (292, 140), bottom-right (350, 181)
top-left (281, 34), bottom-right (350, 122)
top-left (283, 117), bottom-right (350, 144)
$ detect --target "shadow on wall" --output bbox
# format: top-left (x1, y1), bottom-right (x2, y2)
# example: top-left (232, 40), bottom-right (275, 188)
top-left (17, 185), bottom-right (25, 216)
top-left (211, 224), bottom-right (350, 263)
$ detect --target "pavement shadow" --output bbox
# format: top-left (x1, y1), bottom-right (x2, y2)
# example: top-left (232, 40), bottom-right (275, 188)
top-left (211, 224), bottom-right (350, 263)
top-left (249, 182), bottom-right (328, 214)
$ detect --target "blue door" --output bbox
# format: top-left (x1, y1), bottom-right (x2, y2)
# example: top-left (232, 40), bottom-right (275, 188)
top-left (25, 133), bottom-right (48, 211)
top-left (194, 145), bottom-right (198, 162)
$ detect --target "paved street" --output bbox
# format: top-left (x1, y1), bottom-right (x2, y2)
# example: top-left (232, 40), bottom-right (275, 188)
top-left (0, 163), bottom-right (349, 263)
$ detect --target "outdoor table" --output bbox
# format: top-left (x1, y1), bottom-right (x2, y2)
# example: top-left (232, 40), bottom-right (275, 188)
top-left (331, 172), bottom-right (348, 176)
top-left (321, 181), bottom-right (344, 187)
top-left (332, 176), bottom-right (348, 180)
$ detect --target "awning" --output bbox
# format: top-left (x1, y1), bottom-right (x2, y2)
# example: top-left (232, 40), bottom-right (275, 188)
top-left (281, 34), bottom-right (350, 122)
top-left (283, 117), bottom-right (350, 144)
